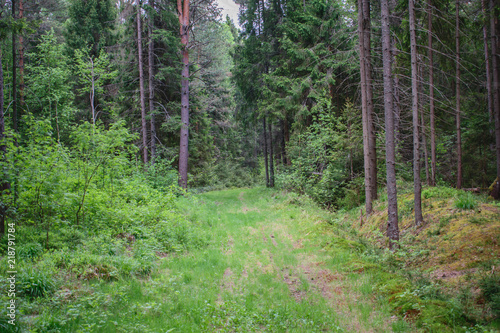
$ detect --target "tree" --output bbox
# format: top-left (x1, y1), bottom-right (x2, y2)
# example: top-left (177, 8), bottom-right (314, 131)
top-left (491, 0), bottom-right (500, 178)
top-left (428, 0), bottom-right (437, 186)
top-left (65, 0), bottom-right (116, 58)
top-left (455, 0), bottom-right (462, 189)
top-left (381, 0), bottom-right (399, 248)
top-left (148, 0), bottom-right (156, 165)
top-left (410, 0), bottom-right (423, 226)
top-left (358, 0), bottom-right (377, 214)
top-left (177, 0), bottom-right (190, 188)
top-left (74, 48), bottom-right (117, 127)
top-left (137, 0), bottom-right (148, 164)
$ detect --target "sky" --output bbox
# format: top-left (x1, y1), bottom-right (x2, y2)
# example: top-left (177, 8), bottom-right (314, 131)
top-left (216, 0), bottom-right (241, 28)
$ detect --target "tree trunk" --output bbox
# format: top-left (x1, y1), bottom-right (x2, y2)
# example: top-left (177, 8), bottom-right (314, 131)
top-left (137, 0), bottom-right (148, 164)
top-left (483, 0), bottom-right (493, 124)
top-left (263, 117), bottom-right (269, 187)
top-left (358, 0), bottom-right (373, 214)
top-left (410, 0), bottom-right (423, 226)
top-left (456, 0), bottom-right (462, 189)
top-left (491, 0), bottom-right (500, 178)
top-left (178, 0), bottom-right (190, 188)
top-left (428, 0), bottom-right (437, 186)
top-left (0, 49), bottom-right (6, 236)
top-left (284, 116), bottom-right (291, 165)
top-left (19, 0), bottom-right (24, 107)
top-left (268, 120), bottom-right (275, 187)
top-left (148, 4), bottom-right (156, 165)
top-left (381, 0), bottom-right (399, 248)
top-left (363, 0), bottom-right (377, 201)
top-left (12, 0), bottom-right (17, 133)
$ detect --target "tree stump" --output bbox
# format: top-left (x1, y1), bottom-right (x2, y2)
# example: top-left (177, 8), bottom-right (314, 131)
top-left (489, 177), bottom-right (500, 200)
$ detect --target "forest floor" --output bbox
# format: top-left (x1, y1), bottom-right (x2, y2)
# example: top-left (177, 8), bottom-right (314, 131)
top-left (11, 187), bottom-right (499, 332)
top-left (58, 187), bottom-right (413, 332)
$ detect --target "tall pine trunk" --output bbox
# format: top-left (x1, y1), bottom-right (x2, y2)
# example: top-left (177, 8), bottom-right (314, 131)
top-left (456, 0), bottom-right (462, 189)
top-left (410, 0), bottom-right (423, 226)
top-left (428, 0), bottom-right (437, 186)
top-left (358, 0), bottom-right (374, 214)
top-left (491, 0), bottom-right (500, 178)
top-left (483, 0), bottom-right (493, 124)
top-left (381, 0), bottom-right (399, 248)
top-left (0, 49), bottom-right (6, 236)
top-left (19, 0), bottom-right (24, 107)
top-left (268, 121), bottom-right (275, 187)
top-left (263, 117), bottom-right (269, 187)
top-left (178, 0), bottom-right (190, 188)
top-left (148, 5), bottom-right (156, 165)
top-left (137, 0), bottom-right (148, 164)
top-left (12, 0), bottom-right (17, 133)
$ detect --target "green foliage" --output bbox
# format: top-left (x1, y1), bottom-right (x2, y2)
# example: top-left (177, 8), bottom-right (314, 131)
top-left (17, 268), bottom-right (57, 299)
top-left (455, 193), bottom-right (478, 210)
top-left (480, 273), bottom-right (500, 318)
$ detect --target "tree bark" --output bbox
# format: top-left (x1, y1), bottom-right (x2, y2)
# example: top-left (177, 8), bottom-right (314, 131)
top-left (410, 0), bottom-right (423, 226)
top-left (148, 4), bottom-right (156, 165)
top-left (19, 0), bottom-right (24, 107)
top-left (358, 0), bottom-right (373, 214)
top-left (0, 49), bottom-right (6, 236)
top-left (428, 0), bottom-right (437, 186)
top-left (178, 0), bottom-right (190, 188)
top-left (268, 120), bottom-right (275, 187)
top-left (491, 0), bottom-right (500, 178)
top-left (137, 0), bottom-right (148, 164)
top-left (381, 0), bottom-right (399, 248)
top-left (263, 117), bottom-right (269, 187)
top-left (12, 0), bottom-right (17, 133)
top-left (363, 0), bottom-right (377, 202)
top-left (456, 0), bottom-right (462, 189)
top-left (483, 0), bottom-right (493, 124)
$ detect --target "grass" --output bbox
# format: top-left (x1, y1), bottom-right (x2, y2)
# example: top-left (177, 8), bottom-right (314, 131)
top-left (8, 187), bottom-right (416, 332)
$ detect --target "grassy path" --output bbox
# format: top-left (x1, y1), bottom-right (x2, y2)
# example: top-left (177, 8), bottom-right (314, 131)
top-left (94, 188), bottom-right (412, 332)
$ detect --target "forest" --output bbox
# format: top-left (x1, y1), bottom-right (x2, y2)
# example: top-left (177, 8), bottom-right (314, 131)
top-left (0, 0), bottom-right (500, 331)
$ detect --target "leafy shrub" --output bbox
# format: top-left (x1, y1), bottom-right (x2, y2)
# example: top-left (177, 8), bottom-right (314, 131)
top-left (422, 186), bottom-right (458, 199)
top-left (18, 242), bottom-right (43, 260)
top-left (480, 273), bottom-right (500, 318)
top-left (17, 268), bottom-right (57, 298)
top-left (454, 193), bottom-right (478, 210)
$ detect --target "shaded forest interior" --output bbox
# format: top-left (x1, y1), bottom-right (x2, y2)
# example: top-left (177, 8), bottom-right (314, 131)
top-left (1, 0), bottom-right (500, 331)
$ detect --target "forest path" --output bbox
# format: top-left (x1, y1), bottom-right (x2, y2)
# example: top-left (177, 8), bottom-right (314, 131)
top-left (143, 187), bottom-right (407, 332)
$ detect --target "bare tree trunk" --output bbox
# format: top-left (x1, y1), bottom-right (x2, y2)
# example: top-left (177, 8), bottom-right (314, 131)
top-left (358, 0), bottom-right (373, 214)
top-left (483, 0), bottom-right (493, 124)
top-left (428, 0), bottom-right (437, 186)
top-left (12, 0), bottom-right (17, 133)
top-left (268, 120), bottom-right (275, 187)
top-left (381, 0), bottom-right (399, 248)
top-left (19, 0), bottom-right (24, 107)
top-left (148, 4), bottom-right (156, 165)
top-left (178, 0), bottom-right (190, 188)
top-left (284, 117), bottom-right (291, 165)
top-left (363, 0), bottom-right (377, 201)
top-left (0, 49), bottom-right (6, 236)
top-left (137, 0), bottom-right (148, 164)
top-left (263, 117), bottom-right (269, 187)
top-left (456, 0), bottom-right (462, 189)
top-left (410, 0), bottom-right (423, 226)
top-left (491, 0), bottom-right (500, 178)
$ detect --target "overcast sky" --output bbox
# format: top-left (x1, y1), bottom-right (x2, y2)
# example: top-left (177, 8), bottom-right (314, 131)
top-left (216, 0), bottom-right (241, 28)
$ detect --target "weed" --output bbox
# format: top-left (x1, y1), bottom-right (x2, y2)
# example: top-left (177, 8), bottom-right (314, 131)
top-left (17, 268), bottom-right (57, 298)
top-left (455, 193), bottom-right (478, 210)
top-left (480, 273), bottom-right (500, 318)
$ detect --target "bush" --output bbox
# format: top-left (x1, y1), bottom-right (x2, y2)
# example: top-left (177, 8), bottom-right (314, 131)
top-left (18, 242), bottom-right (43, 260)
top-left (454, 193), bottom-right (478, 210)
top-left (17, 268), bottom-right (57, 298)
top-left (480, 273), bottom-right (500, 318)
